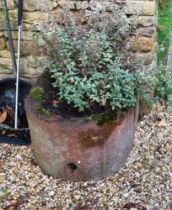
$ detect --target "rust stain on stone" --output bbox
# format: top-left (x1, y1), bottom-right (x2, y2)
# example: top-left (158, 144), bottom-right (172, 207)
top-left (79, 114), bottom-right (125, 148)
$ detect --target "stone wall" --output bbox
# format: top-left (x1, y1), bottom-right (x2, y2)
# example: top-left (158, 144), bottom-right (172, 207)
top-left (0, 0), bottom-right (157, 84)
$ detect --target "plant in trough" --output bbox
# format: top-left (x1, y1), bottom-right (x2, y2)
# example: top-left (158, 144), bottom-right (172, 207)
top-left (35, 7), bottom-right (149, 115)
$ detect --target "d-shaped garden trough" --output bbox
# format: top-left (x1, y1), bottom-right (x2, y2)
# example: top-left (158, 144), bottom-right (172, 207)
top-left (25, 97), bottom-right (138, 181)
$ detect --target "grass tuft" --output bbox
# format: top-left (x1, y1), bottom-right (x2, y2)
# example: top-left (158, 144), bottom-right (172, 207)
top-left (158, 0), bottom-right (172, 64)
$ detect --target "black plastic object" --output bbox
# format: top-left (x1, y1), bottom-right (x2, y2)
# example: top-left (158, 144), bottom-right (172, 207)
top-left (0, 78), bottom-right (31, 145)
top-left (18, 0), bottom-right (23, 26)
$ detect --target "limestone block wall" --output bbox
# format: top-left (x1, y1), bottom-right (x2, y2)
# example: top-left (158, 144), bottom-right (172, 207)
top-left (0, 0), bottom-right (157, 84)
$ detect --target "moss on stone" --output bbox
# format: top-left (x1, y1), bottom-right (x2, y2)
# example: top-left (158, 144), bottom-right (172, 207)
top-left (31, 87), bottom-right (45, 102)
top-left (37, 107), bottom-right (53, 116)
top-left (88, 110), bottom-right (125, 125)
top-left (93, 111), bottom-right (116, 125)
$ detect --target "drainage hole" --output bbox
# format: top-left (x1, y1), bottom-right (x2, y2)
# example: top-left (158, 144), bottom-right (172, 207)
top-left (68, 163), bottom-right (78, 173)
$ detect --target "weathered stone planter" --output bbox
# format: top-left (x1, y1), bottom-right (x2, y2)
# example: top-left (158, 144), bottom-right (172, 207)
top-left (25, 97), bottom-right (138, 181)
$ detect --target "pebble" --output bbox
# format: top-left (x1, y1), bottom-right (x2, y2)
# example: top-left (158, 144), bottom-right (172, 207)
top-left (123, 193), bottom-right (129, 198)
top-left (48, 191), bottom-right (55, 196)
top-left (74, 194), bottom-right (81, 200)
top-left (0, 191), bottom-right (5, 198)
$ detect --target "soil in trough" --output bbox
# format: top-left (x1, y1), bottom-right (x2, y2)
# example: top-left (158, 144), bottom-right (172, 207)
top-left (33, 71), bottom-right (125, 122)
top-left (42, 90), bottom-right (113, 118)
top-left (39, 89), bottom-right (126, 126)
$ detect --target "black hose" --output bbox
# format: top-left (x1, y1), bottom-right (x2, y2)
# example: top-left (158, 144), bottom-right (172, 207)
top-left (2, 0), bottom-right (17, 75)
top-left (18, 0), bottom-right (23, 26)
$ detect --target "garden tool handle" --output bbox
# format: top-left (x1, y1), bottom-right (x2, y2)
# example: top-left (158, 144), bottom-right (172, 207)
top-left (18, 0), bottom-right (23, 26)
top-left (15, 0), bottom-right (23, 129)
top-left (2, 0), bottom-right (17, 75)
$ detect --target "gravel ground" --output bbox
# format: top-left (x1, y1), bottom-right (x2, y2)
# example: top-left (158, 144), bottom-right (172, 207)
top-left (0, 105), bottom-right (171, 210)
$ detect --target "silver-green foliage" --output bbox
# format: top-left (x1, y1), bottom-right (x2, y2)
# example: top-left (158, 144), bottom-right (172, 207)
top-left (155, 64), bottom-right (172, 100)
top-left (38, 8), bottom-right (139, 112)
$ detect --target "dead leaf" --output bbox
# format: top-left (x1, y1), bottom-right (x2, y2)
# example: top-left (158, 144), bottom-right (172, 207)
top-left (4, 204), bottom-right (17, 210)
top-left (16, 196), bottom-right (25, 206)
top-left (157, 25), bottom-right (164, 31)
top-left (76, 204), bottom-right (91, 210)
top-left (0, 110), bottom-right (7, 124)
top-left (123, 202), bottom-right (137, 209)
top-left (30, 159), bottom-right (38, 167)
top-left (6, 133), bottom-right (18, 138)
top-left (52, 100), bottom-right (60, 107)
top-left (0, 161), bottom-right (5, 172)
top-left (159, 0), bottom-right (167, 9)
top-left (1, 129), bottom-right (6, 135)
top-left (157, 118), bottom-right (167, 128)
top-left (6, 106), bottom-right (15, 120)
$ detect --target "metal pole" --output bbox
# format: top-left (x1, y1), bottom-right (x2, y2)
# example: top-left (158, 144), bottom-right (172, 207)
top-left (14, 26), bottom-right (22, 129)
top-left (14, 0), bottom-right (23, 129)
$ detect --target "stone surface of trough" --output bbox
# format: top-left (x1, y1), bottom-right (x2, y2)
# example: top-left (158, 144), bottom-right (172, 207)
top-left (25, 97), bottom-right (138, 181)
